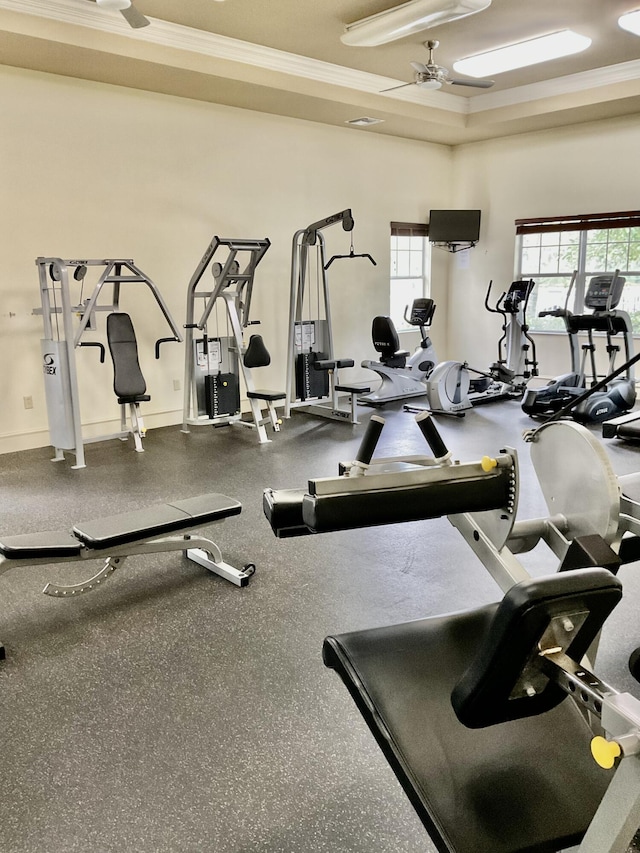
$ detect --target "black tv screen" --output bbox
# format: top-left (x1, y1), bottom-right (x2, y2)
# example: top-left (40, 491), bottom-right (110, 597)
top-left (428, 210), bottom-right (481, 243)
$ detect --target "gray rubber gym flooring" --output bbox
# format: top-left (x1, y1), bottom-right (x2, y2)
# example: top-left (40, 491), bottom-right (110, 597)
top-left (0, 400), bottom-right (639, 852)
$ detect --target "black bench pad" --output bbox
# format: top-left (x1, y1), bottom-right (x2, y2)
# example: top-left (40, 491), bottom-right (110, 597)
top-left (73, 493), bottom-right (241, 550)
top-left (0, 530), bottom-right (84, 561)
top-left (335, 384), bottom-right (370, 394)
top-left (246, 390), bottom-right (286, 401)
top-left (323, 606), bottom-right (612, 853)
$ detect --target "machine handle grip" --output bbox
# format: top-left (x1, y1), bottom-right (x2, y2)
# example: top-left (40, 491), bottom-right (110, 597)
top-left (78, 342), bottom-right (105, 364)
top-left (416, 412), bottom-right (450, 461)
top-left (355, 415), bottom-right (385, 466)
top-left (155, 336), bottom-right (180, 359)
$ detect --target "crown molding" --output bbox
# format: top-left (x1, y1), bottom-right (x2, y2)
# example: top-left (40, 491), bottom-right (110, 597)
top-left (468, 57), bottom-right (640, 112)
top-left (0, 0), bottom-right (465, 111)
top-left (1, 0), bottom-right (638, 119)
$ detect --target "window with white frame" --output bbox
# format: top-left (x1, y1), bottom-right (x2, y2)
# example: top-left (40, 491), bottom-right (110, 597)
top-left (390, 222), bottom-right (430, 332)
top-left (515, 211), bottom-right (640, 333)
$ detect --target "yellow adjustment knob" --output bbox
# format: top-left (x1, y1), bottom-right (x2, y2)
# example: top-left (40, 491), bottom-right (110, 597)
top-left (591, 736), bottom-right (621, 769)
top-left (481, 456), bottom-right (498, 472)
top-left (223, 381), bottom-right (228, 387)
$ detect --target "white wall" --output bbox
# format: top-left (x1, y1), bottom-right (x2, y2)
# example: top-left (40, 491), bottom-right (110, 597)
top-left (449, 116), bottom-right (640, 379)
top-left (3, 64), bottom-right (639, 457)
top-left (0, 65), bottom-right (453, 454)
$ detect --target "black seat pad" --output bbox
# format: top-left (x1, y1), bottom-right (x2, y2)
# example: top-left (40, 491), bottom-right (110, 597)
top-left (73, 493), bottom-right (241, 550)
top-left (323, 606), bottom-right (612, 853)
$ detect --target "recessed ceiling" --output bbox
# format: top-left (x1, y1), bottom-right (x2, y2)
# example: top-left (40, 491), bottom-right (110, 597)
top-left (0, 0), bottom-right (639, 144)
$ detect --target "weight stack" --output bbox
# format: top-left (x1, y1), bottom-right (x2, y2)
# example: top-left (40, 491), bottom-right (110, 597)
top-left (296, 352), bottom-right (329, 400)
top-left (205, 373), bottom-right (240, 417)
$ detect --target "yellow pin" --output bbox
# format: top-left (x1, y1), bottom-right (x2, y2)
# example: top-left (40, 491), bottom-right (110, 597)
top-left (590, 736), bottom-right (621, 769)
top-left (481, 456), bottom-right (498, 472)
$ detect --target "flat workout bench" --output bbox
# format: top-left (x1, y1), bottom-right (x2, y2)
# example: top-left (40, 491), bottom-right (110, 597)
top-left (0, 492), bottom-right (253, 658)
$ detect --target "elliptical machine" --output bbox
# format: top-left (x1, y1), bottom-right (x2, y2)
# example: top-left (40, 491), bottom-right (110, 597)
top-left (466, 278), bottom-right (538, 403)
top-left (421, 279), bottom-right (538, 415)
top-left (359, 298), bottom-right (438, 406)
top-left (522, 271), bottom-right (636, 423)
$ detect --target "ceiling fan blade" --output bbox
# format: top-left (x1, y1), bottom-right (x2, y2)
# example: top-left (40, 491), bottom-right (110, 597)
top-left (410, 61), bottom-right (428, 73)
top-left (380, 81), bottom-right (418, 93)
top-left (120, 4), bottom-right (150, 28)
top-left (448, 77), bottom-right (494, 89)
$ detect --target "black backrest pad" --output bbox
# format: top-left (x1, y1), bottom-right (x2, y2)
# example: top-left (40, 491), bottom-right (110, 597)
top-left (451, 568), bottom-right (622, 729)
top-left (371, 316), bottom-right (400, 355)
top-left (244, 334), bottom-right (271, 369)
top-left (107, 312), bottom-right (147, 401)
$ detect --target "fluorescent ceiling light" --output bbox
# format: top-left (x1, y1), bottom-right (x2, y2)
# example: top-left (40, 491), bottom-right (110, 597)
top-left (453, 30), bottom-right (591, 78)
top-left (341, 0), bottom-right (491, 47)
top-left (96, 0), bottom-right (131, 9)
top-left (619, 10), bottom-right (640, 36)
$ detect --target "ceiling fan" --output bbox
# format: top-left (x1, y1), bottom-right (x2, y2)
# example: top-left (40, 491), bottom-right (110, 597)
top-left (91, 0), bottom-right (150, 29)
top-left (382, 40), bottom-right (494, 92)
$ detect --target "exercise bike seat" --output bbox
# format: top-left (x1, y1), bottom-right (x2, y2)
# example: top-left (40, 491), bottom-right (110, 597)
top-left (371, 316), bottom-right (409, 366)
top-left (107, 312), bottom-right (150, 404)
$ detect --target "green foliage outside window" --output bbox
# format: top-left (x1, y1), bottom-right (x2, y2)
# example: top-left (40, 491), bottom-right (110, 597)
top-left (518, 226), bottom-right (640, 334)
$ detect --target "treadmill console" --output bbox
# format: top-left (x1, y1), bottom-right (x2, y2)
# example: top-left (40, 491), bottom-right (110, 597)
top-left (585, 275), bottom-right (626, 311)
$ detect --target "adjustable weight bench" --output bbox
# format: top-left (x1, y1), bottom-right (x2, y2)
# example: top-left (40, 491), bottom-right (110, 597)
top-left (0, 492), bottom-right (254, 658)
top-left (324, 569), bottom-right (640, 853)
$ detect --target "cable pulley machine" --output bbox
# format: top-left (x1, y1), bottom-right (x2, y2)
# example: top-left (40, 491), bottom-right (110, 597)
top-left (182, 236), bottom-right (285, 444)
top-left (34, 257), bottom-right (182, 468)
top-left (285, 209), bottom-right (376, 425)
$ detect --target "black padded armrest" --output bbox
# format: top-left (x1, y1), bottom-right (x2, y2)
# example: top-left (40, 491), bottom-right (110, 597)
top-left (73, 493), bottom-right (241, 550)
top-left (313, 359), bottom-right (335, 371)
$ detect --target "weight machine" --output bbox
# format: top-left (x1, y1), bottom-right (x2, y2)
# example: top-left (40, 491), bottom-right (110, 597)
top-left (182, 237), bottom-right (285, 444)
top-left (285, 209), bottom-right (375, 425)
top-left (265, 414), bottom-right (640, 851)
top-left (35, 257), bottom-right (182, 469)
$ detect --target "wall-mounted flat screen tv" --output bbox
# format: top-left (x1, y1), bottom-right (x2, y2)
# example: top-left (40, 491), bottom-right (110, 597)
top-left (428, 210), bottom-right (481, 243)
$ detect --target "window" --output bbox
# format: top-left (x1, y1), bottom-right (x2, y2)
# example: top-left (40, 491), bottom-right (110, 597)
top-left (390, 222), bottom-right (430, 331)
top-left (515, 211), bottom-right (640, 333)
